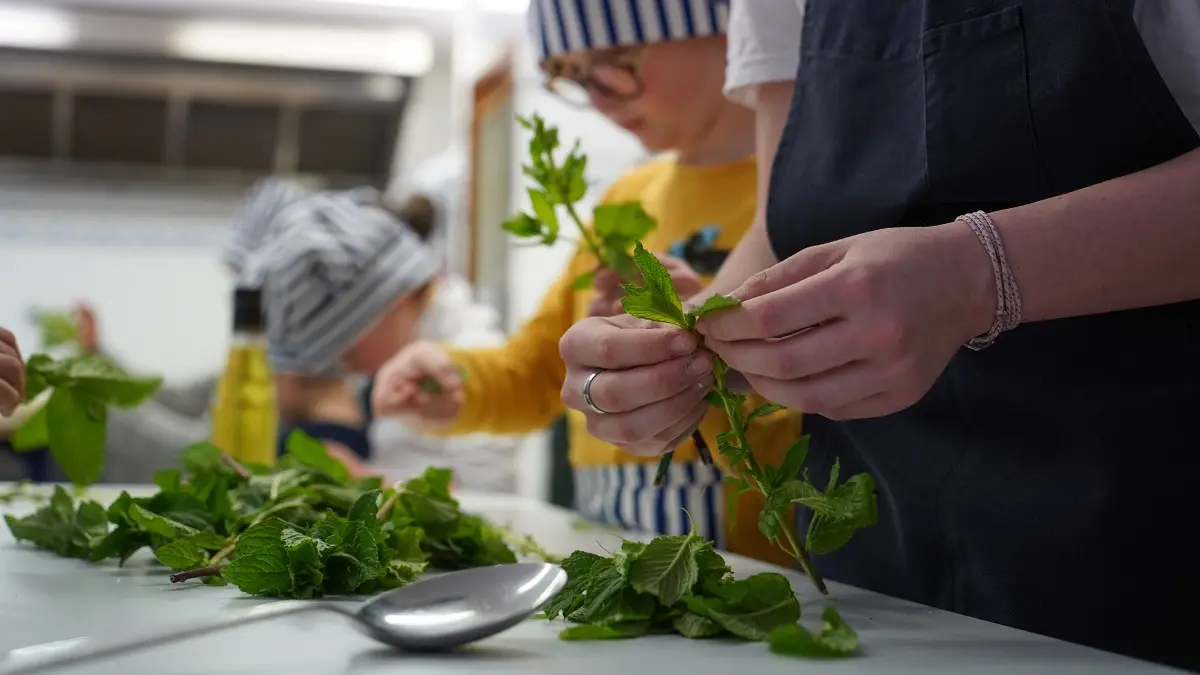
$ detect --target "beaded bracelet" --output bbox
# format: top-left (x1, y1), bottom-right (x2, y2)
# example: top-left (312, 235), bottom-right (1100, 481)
top-left (956, 210), bottom-right (1022, 350)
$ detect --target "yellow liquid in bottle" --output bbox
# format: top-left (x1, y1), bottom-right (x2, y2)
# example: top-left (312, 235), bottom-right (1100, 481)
top-left (210, 340), bottom-right (277, 467)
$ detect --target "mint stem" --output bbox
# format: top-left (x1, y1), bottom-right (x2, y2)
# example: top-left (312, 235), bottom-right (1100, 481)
top-left (169, 565), bottom-right (225, 583)
top-left (376, 491), bottom-right (400, 522)
top-left (219, 453), bottom-right (250, 479)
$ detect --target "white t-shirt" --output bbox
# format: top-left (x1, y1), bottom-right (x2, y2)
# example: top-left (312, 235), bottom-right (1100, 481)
top-left (725, 0), bottom-right (1200, 134)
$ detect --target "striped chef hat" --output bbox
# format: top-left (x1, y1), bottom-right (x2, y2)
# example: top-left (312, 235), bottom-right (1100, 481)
top-left (527, 0), bottom-right (730, 61)
top-left (225, 178), bottom-right (440, 377)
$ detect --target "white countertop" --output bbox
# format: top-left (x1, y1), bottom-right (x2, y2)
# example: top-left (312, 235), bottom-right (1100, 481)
top-left (0, 486), bottom-right (1185, 675)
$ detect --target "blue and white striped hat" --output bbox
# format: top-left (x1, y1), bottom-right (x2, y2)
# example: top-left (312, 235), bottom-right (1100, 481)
top-left (527, 0), bottom-right (730, 61)
top-left (225, 178), bottom-right (440, 377)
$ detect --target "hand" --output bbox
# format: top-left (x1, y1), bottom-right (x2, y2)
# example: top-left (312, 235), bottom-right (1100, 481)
top-left (558, 314), bottom-right (714, 456)
top-left (74, 303), bottom-right (99, 354)
top-left (0, 328), bottom-right (25, 417)
top-left (587, 256), bottom-right (704, 317)
top-left (696, 223), bottom-right (995, 420)
top-left (371, 341), bottom-right (466, 428)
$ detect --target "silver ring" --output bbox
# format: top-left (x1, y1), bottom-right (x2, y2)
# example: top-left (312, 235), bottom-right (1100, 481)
top-left (581, 370), bottom-right (611, 415)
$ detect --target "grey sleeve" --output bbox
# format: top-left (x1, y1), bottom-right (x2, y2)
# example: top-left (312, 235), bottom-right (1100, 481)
top-left (150, 377), bottom-right (218, 418)
top-left (101, 399), bottom-right (212, 484)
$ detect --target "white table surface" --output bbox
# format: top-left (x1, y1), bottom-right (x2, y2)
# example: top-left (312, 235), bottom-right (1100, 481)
top-left (0, 485), bottom-right (1186, 675)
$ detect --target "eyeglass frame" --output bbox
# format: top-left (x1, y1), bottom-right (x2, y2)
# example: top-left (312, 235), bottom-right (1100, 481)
top-left (539, 45), bottom-right (647, 107)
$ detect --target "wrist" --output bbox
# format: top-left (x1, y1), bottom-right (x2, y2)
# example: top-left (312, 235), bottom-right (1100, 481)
top-left (933, 219), bottom-right (999, 343)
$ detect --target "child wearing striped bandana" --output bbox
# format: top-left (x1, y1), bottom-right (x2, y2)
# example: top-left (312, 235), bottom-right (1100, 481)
top-left (372, 0), bottom-right (800, 564)
top-left (225, 178), bottom-right (521, 491)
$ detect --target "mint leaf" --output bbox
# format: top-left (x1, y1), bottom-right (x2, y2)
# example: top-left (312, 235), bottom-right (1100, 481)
top-left (154, 538), bottom-right (209, 571)
top-left (128, 504), bottom-right (198, 539)
top-left (528, 189), bottom-right (559, 244)
top-left (46, 387), bottom-right (106, 486)
top-left (63, 355), bottom-right (161, 408)
top-left (685, 573), bottom-right (801, 641)
top-left (285, 430), bottom-right (350, 483)
top-left (180, 442), bottom-right (226, 475)
top-left (572, 269), bottom-right (597, 291)
top-left (688, 294), bottom-right (742, 321)
top-left (746, 403), bottom-right (786, 423)
top-left (620, 285), bottom-right (689, 329)
top-left (502, 212), bottom-right (543, 238)
top-left (5, 487), bottom-right (109, 559)
top-left (10, 404), bottom-right (49, 451)
top-left (593, 202), bottom-right (655, 243)
top-left (768, 607), bottom-right (859, 658)
top-left (627, 529), bottom-right (701, 606)
top-left (221, 545), bottom-right (291, 597)
top-left (632, 242), bottom-right (683, 313)
top-left (674, 612), bottom-right (725, 639)
top-left (559, 623), bottom-right (648, 641)
top-left (776, 437), bottom-right (810, 486)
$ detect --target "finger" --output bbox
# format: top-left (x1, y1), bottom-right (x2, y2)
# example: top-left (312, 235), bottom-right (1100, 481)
top-left (744, 361), bottom-right (885, 416)
top-left (0, 328), bottom-right (17, 351)
top-left (592, 268), bottom-right (623, 298)
top-left (729, 241), bottom-right (844, 302)
top-left (706, 319), bottom-right (860, 380)
top-left (0, 355), bottom-right (23, 400)
top-left (562, 352), bottom-right (713, 415)
top-left (652, 399), bottom-right (709, 446)
top-left (587, 380), bottom-right (711, 449)
top-left (0, 381), bottom-right (19, 417)
top-left (586, 297), bottom-right (620, 318)
top-left (617, 402), bottom-right (707, 458)
top-left (696, 266), bottom-right (843, 342)
top-left (559, 317), bottom-right (698, 370)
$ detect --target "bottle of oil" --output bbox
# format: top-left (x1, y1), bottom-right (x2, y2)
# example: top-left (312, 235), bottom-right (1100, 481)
top-left (210, 287), bottom-right (277, 467)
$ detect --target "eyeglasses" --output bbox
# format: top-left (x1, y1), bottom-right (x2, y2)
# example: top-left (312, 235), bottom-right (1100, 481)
top-left (541, 48), bottom-right (645, 108)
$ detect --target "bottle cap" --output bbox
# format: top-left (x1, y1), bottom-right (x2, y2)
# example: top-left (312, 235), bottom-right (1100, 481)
top-left (232, 287), bottom-right (266, 332)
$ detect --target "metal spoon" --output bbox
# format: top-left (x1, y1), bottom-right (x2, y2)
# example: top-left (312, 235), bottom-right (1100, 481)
top-left (0, 562), bottom-right (567, 674)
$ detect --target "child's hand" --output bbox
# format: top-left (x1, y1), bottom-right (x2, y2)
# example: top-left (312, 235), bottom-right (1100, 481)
top-left (371, 341), bottom-right (465, 428)
top-left (586, 255), bottom-right (704, 317)
top-left (0, 328), bottom-right (25, 417)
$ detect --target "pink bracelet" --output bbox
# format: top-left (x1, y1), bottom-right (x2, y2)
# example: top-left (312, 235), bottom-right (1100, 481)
top-left (956, 210), bottom-right (1022, 350)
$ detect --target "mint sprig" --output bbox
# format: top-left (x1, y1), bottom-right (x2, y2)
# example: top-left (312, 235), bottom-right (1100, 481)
top-left (12, 353), bottom-right (163, 486)
top-left (503, 112), bottom-right (714, 468)
top-left (620, 242), bottom-right (879, 597)
top-left (5, 431), bottom-right (539, 599)
top-left (540, 523), bottom-right (860, 659)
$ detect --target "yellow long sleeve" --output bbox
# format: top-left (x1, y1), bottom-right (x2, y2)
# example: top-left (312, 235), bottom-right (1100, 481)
top-left (439, 253), bottom-right (589, 435)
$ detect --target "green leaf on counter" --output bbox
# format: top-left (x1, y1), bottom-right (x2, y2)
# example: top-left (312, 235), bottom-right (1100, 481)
top-left (768, 607), bottom-right (859, 658)
top-left (5, 486), bottom-right (108, 559)
top-left (559, 623), bottom-right (649, 641)
top-left (284, 429), bottom-right (350, 483)
top-left (674, 612), bottom-right (724, 639)
top-left (627, 528), bottom-right (701, 607)
top-left (684, 573), bottom-right (801, 641)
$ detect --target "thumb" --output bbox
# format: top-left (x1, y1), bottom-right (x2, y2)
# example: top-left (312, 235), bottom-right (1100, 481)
top-left (730, 241), bottom-right (843, 302)
top-left (411, 344), bottom-right (464, 393)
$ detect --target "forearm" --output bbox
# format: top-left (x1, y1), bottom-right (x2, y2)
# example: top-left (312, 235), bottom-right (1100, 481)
top-left (974, 148), bottom-right (1200, 324)
top-left (696, 81), bottom-right (794, 300)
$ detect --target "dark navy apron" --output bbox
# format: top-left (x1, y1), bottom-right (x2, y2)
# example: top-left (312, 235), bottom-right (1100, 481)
top-left (768, 0), bottom-right (1200, 669)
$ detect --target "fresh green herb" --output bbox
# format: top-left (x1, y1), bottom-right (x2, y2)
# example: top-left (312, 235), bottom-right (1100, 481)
top-left (5, 431), bottom-right (541, 598)
top-left (768, 606), bottom-right (860, 658)
top-left (417, 364), bottom-right (469, 395)
top-left (620, 242), bottom-right (879, 596)
top-left (11, 354), bottom-right (163, 486)
top-left (541, 524), bottom-right (859, 659)
top-left (503, 113), bottom-right (656, 287)
top-left (504, 112), bottom-right (713, 468)
top-left (31, 309), bottom-right (81, 352)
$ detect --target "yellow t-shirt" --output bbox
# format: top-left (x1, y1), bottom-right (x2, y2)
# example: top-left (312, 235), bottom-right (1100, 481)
top-left (442, 156), bottom-right (800, 565)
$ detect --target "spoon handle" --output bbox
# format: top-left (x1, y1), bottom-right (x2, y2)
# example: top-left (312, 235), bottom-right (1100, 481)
top-left (0, 601), bottom-right (353, 675)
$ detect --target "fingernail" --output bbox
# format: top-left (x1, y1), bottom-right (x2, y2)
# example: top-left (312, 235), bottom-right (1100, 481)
top-left (687, 354), bottom-right (712, 376)
top-left (672, 334), bottom-right (695, 355)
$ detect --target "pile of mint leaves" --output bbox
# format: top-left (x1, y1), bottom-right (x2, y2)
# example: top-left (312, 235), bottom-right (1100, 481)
top-left (543, 526), bottom-right (859, 658)
top-left (5, 431), bottom-right (522, 599)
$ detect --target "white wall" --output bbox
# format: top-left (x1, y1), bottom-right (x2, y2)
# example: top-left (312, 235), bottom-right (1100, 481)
top-left (0, 175), bottom-right (237, 380)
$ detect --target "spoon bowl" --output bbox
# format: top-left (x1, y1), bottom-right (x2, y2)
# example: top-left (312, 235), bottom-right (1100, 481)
top-left (354, 563), bottom-right (567, 650)
top-left (1, 563), bottom-right (567, 674)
